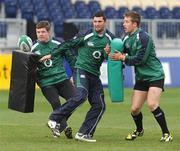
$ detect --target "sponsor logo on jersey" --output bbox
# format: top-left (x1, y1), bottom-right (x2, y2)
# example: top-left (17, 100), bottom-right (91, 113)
top-left (92, 51), bottom-right (101, 59)
top-left (34, 50), bottom-right (41, 55)
top-left (44, 59), bottom-right (52, 67)
top-left (87, 41), bottom-right (94, 46)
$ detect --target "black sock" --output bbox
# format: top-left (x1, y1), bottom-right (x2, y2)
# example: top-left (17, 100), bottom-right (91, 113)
top-left (152, 106), bottom-right (169, 134)
top-left (131, 112), bottom-right (143, 132)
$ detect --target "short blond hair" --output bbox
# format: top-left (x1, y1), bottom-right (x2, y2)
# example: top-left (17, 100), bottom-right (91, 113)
top-left (124, 11), bottom-right (141, 27)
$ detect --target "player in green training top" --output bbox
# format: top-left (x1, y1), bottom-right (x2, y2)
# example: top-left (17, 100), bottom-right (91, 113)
top-left (40, 11), bottom-right (116, 142)
top-left (31, 21), bottom-right (76, 139)
top-left (109, 11), bottom-right (173, 142)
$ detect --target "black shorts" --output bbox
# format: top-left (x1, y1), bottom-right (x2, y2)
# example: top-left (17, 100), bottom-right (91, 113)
top-left (134, 79), bottom-right (164, 91)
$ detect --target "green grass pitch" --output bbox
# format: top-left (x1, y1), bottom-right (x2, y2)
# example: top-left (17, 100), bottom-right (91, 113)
top-left (0, 88), bottom-right (180, 151)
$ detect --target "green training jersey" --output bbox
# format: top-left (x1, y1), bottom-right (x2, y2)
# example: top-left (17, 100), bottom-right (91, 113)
top-left (52, 29), bottom-right (115, 76)
top-left (31, 39), bottom-right (75, 87)
top-left (123, 28), bottom-right (165, 82)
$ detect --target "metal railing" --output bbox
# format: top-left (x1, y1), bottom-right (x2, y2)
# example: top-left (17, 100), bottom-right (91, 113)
top-left (0, 18), bottom-right (179, 50)
top-left (66, 19), bottom-right (180, 49)
top-left (0, 18), bottom-right (26, 50)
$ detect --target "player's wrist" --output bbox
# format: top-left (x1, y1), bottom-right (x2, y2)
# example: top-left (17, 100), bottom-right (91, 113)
top-left (118, 53), bottom-right (125, 61)
top-left (118, 54), bottom-right (121, 60)
top-left (122, 54), bottom-right (126, 61)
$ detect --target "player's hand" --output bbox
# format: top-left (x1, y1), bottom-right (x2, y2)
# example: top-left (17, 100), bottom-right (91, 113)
top-left (104, 44), bottom-right (111, 54)
top-left (109, 52), bottom-right (125, 61)
top-left (39, 54), bottom-right (51, 62)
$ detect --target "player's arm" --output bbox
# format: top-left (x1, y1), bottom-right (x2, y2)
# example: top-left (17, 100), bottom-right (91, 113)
top-left (51, 37), bottom-right (84, 57)
top-left (110, 32), bottom-right (151, 66)
top-left (124, 33), bottom-right (151, 66)
top-left (63, 50), bottom-right (76, 71)
top-left (109, 52), bottom-right (126, 61)
top-left (39, 37), bottom-right (84, 62)
top-left (104, 43), bottom-right (110, 54)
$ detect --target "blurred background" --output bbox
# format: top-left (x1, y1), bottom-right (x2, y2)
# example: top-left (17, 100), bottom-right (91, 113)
top-left (0, 0), bottom-right (180, 90)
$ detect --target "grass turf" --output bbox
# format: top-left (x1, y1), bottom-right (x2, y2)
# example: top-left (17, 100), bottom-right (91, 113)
top-left (0, 88), bottom-right (180, 151)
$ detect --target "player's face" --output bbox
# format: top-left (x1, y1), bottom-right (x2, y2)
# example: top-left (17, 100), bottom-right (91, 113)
top-left (93, 16), bottom-right (106, 34)
top-left (123, 16), bottom-right (138, 34)
top-left (36, 28), bottom-right (50, 43)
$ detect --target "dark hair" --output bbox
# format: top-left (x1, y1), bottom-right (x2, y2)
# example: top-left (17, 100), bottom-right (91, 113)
top-left (93, 10), bottom-right (106, 22)
top-left (36, 20), bottom-right (51, 31)
top-left (124, 11), bottom-right (141, 27)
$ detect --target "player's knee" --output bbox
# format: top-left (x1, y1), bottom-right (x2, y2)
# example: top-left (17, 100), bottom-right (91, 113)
top-left (101, 103), bottom-right (106, 112)
top-left (147, 102), bottom-right (158, 111)
top-left (96, 103), bottom-right (106, 113)
top-left (73, 88), bottom-right (88, 103)
top-left (81, 91), bottom-right (88, 101)
top-left (99, 98), bottom-right (106, 113)
top-left (131, 106), bottom-right (141, 114)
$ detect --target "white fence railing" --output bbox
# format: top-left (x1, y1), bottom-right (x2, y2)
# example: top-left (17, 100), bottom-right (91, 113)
top-left (0, 18), bottom-right (180, 50)
top-left (66, 19), bottom-right (180, 49)
top-left (0, 18), bottom-right (26, 50)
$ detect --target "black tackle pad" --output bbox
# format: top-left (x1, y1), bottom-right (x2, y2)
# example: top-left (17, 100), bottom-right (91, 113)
top-left (8, 50), bottom-right (39, 113)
